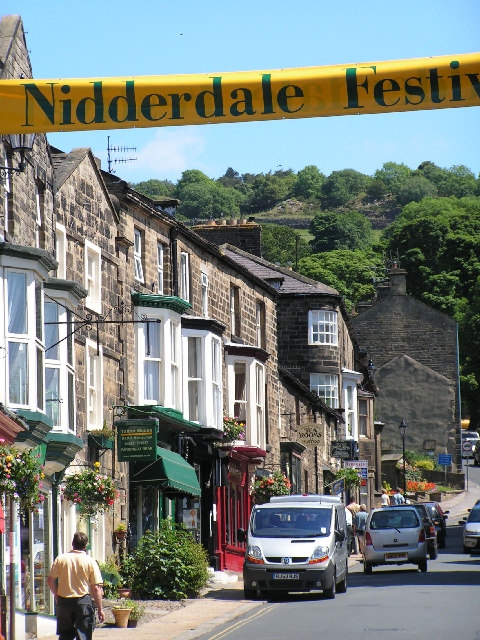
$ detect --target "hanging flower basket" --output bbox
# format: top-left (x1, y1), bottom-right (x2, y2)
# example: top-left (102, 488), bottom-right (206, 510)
top-left (251, 470), bottom-right (291, 505)
top-left (0, 440), bottom-right (45, 511)
top-left (222, 416), bottom-right (246, 443)
top-left (62, 462), bottom-right (118, 518)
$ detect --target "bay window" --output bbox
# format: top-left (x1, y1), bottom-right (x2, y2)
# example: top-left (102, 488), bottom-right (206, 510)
top-left (6, 270), bottom-right (44, 410)
top-left (226, 350), bottom-right (266, 448)
top-left (182, 328), bottom-right (223, 429)
top-left (308, 310), bottom-right (338, 345)
top-left (310, 373), bottom-right (339, 408)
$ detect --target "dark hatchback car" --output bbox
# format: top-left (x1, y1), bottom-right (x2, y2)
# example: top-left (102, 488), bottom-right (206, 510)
top-left (394, 503), bottom-right (438, 559)
top-left (423, 502), bottom-right (449, 548)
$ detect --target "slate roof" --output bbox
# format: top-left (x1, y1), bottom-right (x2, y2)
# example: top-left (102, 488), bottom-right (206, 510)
top-left (221, 245), bottom-right (339, 296)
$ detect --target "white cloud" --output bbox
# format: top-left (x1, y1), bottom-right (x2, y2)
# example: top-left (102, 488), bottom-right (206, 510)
top-left (133, 128), bottom-right (206, 181)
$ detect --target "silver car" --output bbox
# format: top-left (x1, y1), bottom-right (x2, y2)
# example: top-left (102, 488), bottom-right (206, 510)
top-left (363, 506), bottom-right (428, 574)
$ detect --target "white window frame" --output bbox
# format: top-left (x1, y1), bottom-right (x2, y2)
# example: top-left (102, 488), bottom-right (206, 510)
top-left (55, 223), bottom-right (67, 280)
top-left (86, 338), bottom-right (103, 431)
top-left (201, 271), bottom-right (208, 317)
top-left (169, 321), bottom-right (181, 410)
top-left (35, 183), bottom-right (43, 249)
top-left (4, 269), bottom-right (43, 410)
top-left (180, 252), bottom-right (190, 302)
top-left (310, 373), bottom-right (339, 409)
top-left (341, 369), bottom-right (363, 440)
top-left (135, 308), bottom-right (183, 409)
top-left (134, 229), bottom-right (144, 283)
top-left (308, 310), bottom-right (338, 345)
top-left (157, 242), bottom-right (164, 294)
top-left (44, 298), bottom-right (76, 431)
top-left (182, 329), bottom-right (223, 429)
top-left (226, 354), bottom-right (265, 448)
top-left (84, 240), bottom-right (102, 313)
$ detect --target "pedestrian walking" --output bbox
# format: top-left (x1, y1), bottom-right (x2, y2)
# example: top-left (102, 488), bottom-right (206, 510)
top-left (354, 504), bottom-right (368, 554)
top-left (392, 487), bottom-right (406, 505)
top-left (381, 488), bottom-right (391, 506)
top-left (47, 532), bottom-right (104, 640)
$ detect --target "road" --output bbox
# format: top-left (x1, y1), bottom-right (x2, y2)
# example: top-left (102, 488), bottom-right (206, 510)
top-left (198, 465), bottom-right (480, 640)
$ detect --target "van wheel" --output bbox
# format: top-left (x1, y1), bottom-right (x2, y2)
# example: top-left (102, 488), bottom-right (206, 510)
top-left (419, 559), bottom-right (428, 572)
top-left (364, 561), bottom-right (373, 575)
top-left (323, 572), bottom-right (336, 599)
top-left (244, 587), bottom-right (257, 599)
top-left (337, 565), bottom-right (348, 593)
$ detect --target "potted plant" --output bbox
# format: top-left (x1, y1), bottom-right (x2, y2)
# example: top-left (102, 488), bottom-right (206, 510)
top-left (251, 470), bottom-right (291, 504)
top-left (111, 600), bottom-right (133, 628)
top-left (62, 462), bottom-right (118, 518)
top-left (114, 522), bottom-right (127, 543)
top-left (222, 416), bottom-right (246, 444)
top-left (0, 440), bottom-right (45, 511)
top-left (88, 424), bottom-right (115, 450)
top-left (127, 601), bottom-right (145, 628)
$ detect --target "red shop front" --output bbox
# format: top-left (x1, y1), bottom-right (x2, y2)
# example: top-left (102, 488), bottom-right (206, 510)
top-left (215, 445), bottom-right (266, 572)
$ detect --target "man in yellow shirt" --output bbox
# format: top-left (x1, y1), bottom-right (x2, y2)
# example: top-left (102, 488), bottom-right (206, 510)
top-left (47, 532), bottom-right (104, 640)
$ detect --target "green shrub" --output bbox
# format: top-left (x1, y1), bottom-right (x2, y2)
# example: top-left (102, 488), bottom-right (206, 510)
top-left (122, 520), bottom-right (209, 600)
top-left (99, 556), bottom-right (123, 599)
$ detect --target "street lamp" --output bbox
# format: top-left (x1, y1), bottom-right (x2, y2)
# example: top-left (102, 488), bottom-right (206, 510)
top-left (0, 133), bottom-right (36, 178)
top-left (398, 419), bottom-right (408, 499)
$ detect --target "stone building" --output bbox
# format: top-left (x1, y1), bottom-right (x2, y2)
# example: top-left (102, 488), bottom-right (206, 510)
top-left (352, 267), bottom-right (461, 468)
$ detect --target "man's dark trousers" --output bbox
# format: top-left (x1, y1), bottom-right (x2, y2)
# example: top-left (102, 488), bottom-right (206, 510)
top-left (56, 594), bottom-right (95, 640)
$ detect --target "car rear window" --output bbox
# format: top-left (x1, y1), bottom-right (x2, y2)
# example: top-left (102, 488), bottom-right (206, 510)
top-left (370, 510), bottom-right (420, 529)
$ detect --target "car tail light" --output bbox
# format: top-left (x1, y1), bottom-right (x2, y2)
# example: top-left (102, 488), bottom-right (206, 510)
top-left (429, 526), bottom-right (436, 537)
top-left (418, 529), bottom-right (425, 543)
top-left (365, 531), bottom-right (373, 546)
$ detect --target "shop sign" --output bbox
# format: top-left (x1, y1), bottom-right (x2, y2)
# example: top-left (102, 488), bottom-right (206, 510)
top-left (116, 418), bottom-right (158, 461)
top-left (297, 422), bottom-right (324, 447)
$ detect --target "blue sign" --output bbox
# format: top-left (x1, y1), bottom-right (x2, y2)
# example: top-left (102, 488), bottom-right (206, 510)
top-left (438, 453), bottom-right (452, 466)
top-left (331, 478), bottom-right (345, 495)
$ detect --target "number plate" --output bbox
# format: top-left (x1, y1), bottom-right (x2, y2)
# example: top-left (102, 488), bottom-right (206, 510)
top-left (384, 552), bottom-right (408, 561)
top-left (273, 572), bottom-right (300, 580)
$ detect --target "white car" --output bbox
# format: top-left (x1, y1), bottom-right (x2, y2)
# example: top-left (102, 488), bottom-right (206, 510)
top-left (461, 506), bottom-right (480, 553)
top-left (462, 431), bottom-right (479, 458)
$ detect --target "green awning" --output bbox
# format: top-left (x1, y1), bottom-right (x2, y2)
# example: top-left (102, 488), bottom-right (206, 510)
top-left (131, 447), bottom-right (201, 497)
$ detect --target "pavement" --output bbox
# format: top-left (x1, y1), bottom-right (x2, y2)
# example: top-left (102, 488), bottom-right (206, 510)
top-left (42, 476), bottom-right (480, 640)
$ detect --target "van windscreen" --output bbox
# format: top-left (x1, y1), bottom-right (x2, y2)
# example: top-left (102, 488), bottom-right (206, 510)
top-left (251, 507), bottom-right (332, 538)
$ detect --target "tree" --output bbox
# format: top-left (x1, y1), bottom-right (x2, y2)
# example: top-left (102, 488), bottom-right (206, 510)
top-left (320, 169), bottom-right (369, 209)
top-left (177, 181), bottom-right (242, 219)
top-left (310, 210), bottom-right (373, 253)
top-left (373, 162), bottom-right (412, 195)
top-left (294, 165), bottom-right (326, 200)
top-left (131, 179), bottom-right (175, 198)
top-left (242, 171), bottom-right (296, 213)
top-left (175, 169), bottom-right (212, 200)
top-left (297, 249), bottom-right (382, 310)
top-left (260, 224), bottom-right (311, 266)
top-left (396, 175), bottom-right (438, 206)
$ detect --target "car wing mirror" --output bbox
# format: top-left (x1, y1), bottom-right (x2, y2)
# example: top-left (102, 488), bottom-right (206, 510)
top-left (237, 528), bottom-right (247, 543)
top-left (335, 529), bottom-right (346, 542)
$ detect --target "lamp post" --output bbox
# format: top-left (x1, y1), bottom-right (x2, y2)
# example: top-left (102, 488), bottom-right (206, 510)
top-left (398, 419), bottom-right (408, 499)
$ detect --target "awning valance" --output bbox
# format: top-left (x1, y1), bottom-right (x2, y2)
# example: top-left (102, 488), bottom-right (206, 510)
top-left (131, 447), bottom-right (201, 497)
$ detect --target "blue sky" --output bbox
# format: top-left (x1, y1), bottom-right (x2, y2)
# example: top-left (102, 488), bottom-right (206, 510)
top-left (2, 0), bottom-right (479, 184)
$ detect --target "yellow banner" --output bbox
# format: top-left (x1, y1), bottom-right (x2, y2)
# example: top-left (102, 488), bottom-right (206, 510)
top-left (0, 53), bottom-right (479, 135)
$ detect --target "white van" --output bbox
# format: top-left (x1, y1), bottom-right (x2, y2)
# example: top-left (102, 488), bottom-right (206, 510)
top-left (238, 494), bottom-right (349, 599)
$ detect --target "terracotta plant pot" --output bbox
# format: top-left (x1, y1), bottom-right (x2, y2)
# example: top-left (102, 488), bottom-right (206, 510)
top-left (112, 608), bottom-right (131, 628)
top-left (117, 588), bottom-right (131, 598)
top-left (127, 619), bottom-right (138, 628)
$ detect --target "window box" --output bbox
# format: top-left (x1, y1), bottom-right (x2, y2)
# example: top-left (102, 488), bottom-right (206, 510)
top-left (88, 434), bottom-right (114, 450)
